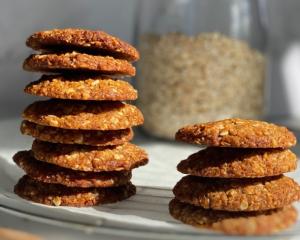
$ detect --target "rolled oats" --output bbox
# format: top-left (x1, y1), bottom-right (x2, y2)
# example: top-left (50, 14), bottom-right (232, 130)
top-left (137, 33), bottom-right (265, 139)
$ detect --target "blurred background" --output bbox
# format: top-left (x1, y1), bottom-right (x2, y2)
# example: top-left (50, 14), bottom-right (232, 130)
top-left (0, 0), bottom-right (300, 139)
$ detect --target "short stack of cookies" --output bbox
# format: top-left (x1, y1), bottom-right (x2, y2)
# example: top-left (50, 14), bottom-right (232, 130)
top-left (170, 118), bottom-right (300, 235)
top-left (13, 28), bottom-right (148, 207)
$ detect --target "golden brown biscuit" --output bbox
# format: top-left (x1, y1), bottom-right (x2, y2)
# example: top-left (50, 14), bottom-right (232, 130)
top-left (0, 228), bottom-right (42, 240)
top-left (169, 199), bottom-right (297, 236)
top-left (24, 74), bottom-right (137, 101)
top-left (173, 175), bottom-right (300, 211)
top-left (13, 151), bottom-right (132, 188)
top-left (31, 140), bottom-right (148, 172)
top-left (177, 147), bottom-right (297, 178)
top-left (26, 28), bottom-right (139, 61)
top-left (22, 100), bottom-right (144, 130)
top-left (21, 121), bottom-right (133, 146)
top-left (175, 118), bottom-right (296, 148)
top-left (14, 175), bottom-right (136, 207)
top-left (23, 52), bottom-right (135, 76)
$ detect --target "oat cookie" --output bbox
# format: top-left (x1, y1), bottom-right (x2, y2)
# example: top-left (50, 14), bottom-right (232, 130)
top-left (175, 118), bottom-right (296, 148)
top-left (26, 28), bottom-right (139, 61)
top-left (0, 228), bottom-right (42, 240)
top-left (23, 52), bottom-right (135, 76)
top-left (177, 147), bottom-right (297, 178)
top-left (14, 175), bottom-right (136, 207)
top-left (13, 151), bottom-right (132, 188)
top-left (24, 74), bottom-right (137, 101)
top-left (21, 121), bottom-right (133, 146)
top-left (169, 199), bottom-right (297, 236)
top-left (173, 175), bottom-right (300, 211)
top-left (31, 140), bottom-right (148, 172)
top-left (22, 99), bottom-right (144, 130)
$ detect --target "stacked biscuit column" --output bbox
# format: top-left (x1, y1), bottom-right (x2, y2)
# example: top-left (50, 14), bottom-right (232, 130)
top-left (13, 29), bottom-right (148, 207)
top-left (170, 119), bottom-right (300, 235)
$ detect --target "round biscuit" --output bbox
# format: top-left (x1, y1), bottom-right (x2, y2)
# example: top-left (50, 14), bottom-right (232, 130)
top-left (22, 100), bottom-right (144, 130)
top-left (24, 74), bottom-right (137, 101)
top-left (31, 140), bottom-right (148, 172)
top-left (175, 118), bottom-right (296, 148)
top-left (177, 147), bottom-right (297, 178)
top-left (26, 28), bottom-right (139, 61)
top-left (169, 199), bottom-right (297, 236)
top-left (14, 175), bottom-right (136, 207)
top-left (21, 121), bottom-right (133, 146)
top-left (173, 175), bottom-right (300, 211)
top-left (23, 52), bottom-right (135, 76)
top-left (13, 151), bottom-right (132, 188)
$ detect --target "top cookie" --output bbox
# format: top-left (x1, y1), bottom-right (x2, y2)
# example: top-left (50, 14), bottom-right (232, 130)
top-left (26, 28), bottom-right (139, 61)
top-left (175, 118), bottom-right (296, 148)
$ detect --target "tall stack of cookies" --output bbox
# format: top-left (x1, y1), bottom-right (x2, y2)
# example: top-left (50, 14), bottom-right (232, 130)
top-left (170, 118), bottom-right (300, 235)
top-left (13, 28), bottom-right (148, 207)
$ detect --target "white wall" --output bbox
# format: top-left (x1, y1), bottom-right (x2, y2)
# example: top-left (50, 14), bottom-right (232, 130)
top-left (0, 0), bottom-right (137, 119)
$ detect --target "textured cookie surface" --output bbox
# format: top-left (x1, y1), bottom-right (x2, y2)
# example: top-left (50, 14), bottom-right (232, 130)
top-left (177, 147), bottom-right (297, 178)
top-left (173, 175), bottom-right (300, 211)
top-left (23, 52), bottom-right (135, 76)
top-left (14, 175), bottom-right (136, 207)
top-left (22, 99), bottom-right (144, 130)
top-left (26, 28), bottom-right (139, 61)
top-left (169, 199), bottom-right (297, 236)
top-left (14, 151), bottom-right (132, 188)
top-left (175, 118), bottom-right (296, 148)
top-left (32, 140), bottom-right (148, 172)
top-left (21, 120), bottom-right (133, 146)
top-left (24, 74), bottom-right (137, 101)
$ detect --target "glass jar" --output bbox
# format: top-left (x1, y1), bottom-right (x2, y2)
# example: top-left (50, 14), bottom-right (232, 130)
top-left (135, 0), bottom-right (267, 139)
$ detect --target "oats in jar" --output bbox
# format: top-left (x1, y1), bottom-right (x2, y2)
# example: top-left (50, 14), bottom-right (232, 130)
top-left (137, 32), bottom-right (266, 139)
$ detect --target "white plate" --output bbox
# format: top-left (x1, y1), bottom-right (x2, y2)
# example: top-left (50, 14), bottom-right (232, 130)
top-left (0, 118), bottom-right (299, 240)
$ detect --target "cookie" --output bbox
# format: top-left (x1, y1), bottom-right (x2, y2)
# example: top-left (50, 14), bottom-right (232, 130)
top-left (31, 140), bottom-right (148, 172)
top-left (23, 52), bottom-right (135, 76)
top-left (26, 28), bottom-right (139, 61)
top-left (22, 99), bottom-right (144, 130)
top-left (0, 228), bottom-right (42, 240)
top-left (14, 175), bottom-right (136, 207)
top-left (175, 118), bottom-right (296, 148)
top-left (173, 175), bottom-right (300, 211)
top-left (24, 74), bottom-right (137, 101)
top-left (13, 151), bottom-right (132, 188)
top-left (21, 121), bottom-right (133, 146)
top-left (177, 147), bottom-right (297, 178)
top-left (169, 199), bottom-right (297, 236)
